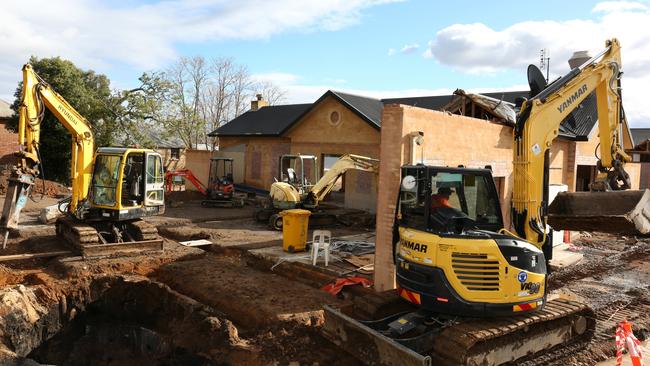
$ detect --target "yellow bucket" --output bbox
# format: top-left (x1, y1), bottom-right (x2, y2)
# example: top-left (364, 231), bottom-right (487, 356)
top-left (279, 209), bottom-right (311, 253)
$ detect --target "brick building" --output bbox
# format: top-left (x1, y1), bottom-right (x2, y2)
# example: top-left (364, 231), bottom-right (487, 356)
top-left (211, 91), bottom-right (382, 212)
top-left (0, 100), bottom-right (17, 167)
top-left (211, 89), bottom-right (635, 216)
top-left (628, 128), bottom-right (650, 188)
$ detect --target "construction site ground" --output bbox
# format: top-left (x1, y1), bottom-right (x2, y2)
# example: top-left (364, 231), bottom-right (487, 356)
top-left (1, 194), bottom-right (649, 365)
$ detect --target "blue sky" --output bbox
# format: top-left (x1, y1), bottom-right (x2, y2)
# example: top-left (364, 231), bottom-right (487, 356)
top-left (2, 0), bottom-right (650, 125)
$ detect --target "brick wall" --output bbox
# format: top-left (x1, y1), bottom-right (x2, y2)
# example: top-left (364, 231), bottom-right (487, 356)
top-left (157, 148), bottom-right (186, 172)
top-left (374, 105), bottom-right (517, 291)
top-left (183, 150), bottom-right (212, 190)
top-left (373, 105), bottom-right (406, 290)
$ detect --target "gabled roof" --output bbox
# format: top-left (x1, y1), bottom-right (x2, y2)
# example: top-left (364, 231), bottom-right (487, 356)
top-left (631, 128), bottom-right (650, 147)
top-left (210, 103), bottom-right (311, 137)
top-left (211, 89), bottom-right (600, 141)
top-left (287, 90), bottom-right (383, 132)
top-left (328, 90), bottom-right (383, 129)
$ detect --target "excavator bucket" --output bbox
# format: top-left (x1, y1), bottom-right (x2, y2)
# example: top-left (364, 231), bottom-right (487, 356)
top-left (548, 189), bottom-right (650, 235)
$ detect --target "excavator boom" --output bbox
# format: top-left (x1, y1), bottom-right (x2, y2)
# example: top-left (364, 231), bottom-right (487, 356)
top-left (512, 38), bottom-right (649, 252)
top-left (1, 64), bottom-right (94, 244)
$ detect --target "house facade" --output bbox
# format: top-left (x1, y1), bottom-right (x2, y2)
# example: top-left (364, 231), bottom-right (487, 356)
top-left (212, 89), bottom-right (638, 217)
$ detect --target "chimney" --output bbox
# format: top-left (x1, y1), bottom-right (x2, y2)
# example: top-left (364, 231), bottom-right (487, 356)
top-left (250, 94), bottom-right (269, 111)
top-left (568, 51), bottom-right (591, 69)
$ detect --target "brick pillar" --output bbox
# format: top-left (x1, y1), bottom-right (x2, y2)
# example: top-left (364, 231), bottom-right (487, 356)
top-left (374, 105), bottom-right (405, 291)
top-left (565, 142), bottom-right (577, 192)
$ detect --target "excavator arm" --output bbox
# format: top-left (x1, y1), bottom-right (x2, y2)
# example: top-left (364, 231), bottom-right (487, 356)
top-left (1, 64), bottom-right (94, 239)
top-left (512, 39), bottom-right (632, 254)
top-left (303, 154), bottom-right (379, 208)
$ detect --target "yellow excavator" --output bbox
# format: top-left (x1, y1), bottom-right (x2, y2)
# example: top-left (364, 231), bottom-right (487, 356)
top-left (255, 154), bottom-right (379, 229)
top-left (323, 39), bottom-right (648, 365)
top-left (0, 64), bottom-right (165, 258)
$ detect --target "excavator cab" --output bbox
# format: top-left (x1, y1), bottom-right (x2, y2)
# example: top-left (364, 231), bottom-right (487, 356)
top-left (277, 154), bottom-right (319, 194)
top-left (206, 157), bottom-right (235, 201)
top-left (87, 147), bottom-right (165, 221)
top-left (396, 165), bottom-right (546, 316)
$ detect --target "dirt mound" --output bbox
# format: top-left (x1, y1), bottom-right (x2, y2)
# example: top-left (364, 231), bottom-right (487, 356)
top-left (0, 169), bottom-right (69, 198)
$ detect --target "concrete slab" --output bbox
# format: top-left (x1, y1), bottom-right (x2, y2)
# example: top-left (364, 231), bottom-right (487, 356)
top-left (247, 232), bottom-right (376, 278)
top-left (550, 243), bottom-right (584, 268)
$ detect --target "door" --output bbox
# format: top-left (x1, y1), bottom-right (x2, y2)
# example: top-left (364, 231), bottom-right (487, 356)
top-left (145, 152), bottom-right (164, 206)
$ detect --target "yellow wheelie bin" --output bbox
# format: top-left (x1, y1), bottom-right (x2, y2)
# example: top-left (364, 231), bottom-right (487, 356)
top-left (279, 209), bottom-right (311, 252)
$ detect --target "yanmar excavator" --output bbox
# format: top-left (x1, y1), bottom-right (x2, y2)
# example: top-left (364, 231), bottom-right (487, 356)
top-left (323, 39), bottom-right (649, 365)
top-left (0, 64), bottom-right (165, 258)
top-left (255, 154), bottom-right (379, 229)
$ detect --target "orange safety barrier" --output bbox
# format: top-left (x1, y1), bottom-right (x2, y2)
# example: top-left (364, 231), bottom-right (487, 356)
top-left (616, 320), bottom-right (645, 366)
top-left (321, 276), bottom-right (372, 296)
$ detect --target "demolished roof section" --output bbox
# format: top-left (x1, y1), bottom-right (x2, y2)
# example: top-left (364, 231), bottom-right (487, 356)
top-left (447, 89), bottom-right (517, 126)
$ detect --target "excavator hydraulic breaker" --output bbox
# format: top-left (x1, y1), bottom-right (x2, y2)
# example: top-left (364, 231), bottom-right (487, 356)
top-left (548, 189), bottom-right (650, 235)
top-left (0, 171), bottom-right (35, 248)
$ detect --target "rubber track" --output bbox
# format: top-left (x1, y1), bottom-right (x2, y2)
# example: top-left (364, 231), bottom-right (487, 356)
top-left (56, 216), bottom-right (100, 248)
top-left (431, 298), bottom-right (595, 366)
top-left (129, 219), bottom-right (159, 241)
top-left (56, 217), bottom-right (161, 255)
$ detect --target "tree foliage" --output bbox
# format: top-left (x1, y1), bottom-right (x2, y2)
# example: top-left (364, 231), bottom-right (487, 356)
top-left (8, 55), bottom-right (285, 183)
top-left (10, 57), bottom-right (114, 182)
top-left (159, 56), bottom-right (286, 150)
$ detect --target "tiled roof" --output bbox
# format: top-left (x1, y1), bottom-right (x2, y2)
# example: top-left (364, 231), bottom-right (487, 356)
top-left (211, 89), bottom-right (599, 141)
top-left (631, 128), bottom-right (650, 147)
top-left (210, 103), bottom-right (311, 137)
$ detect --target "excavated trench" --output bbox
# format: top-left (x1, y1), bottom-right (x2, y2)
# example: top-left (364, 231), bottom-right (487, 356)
top-left (0, 276), bottom-right (258, 366)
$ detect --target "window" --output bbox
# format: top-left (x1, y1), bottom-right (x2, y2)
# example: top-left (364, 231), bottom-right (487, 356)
top-left (122, 153), bottom-right (144, 206)
top-left (329, 111), bottom-right (341, 126)
top-left (170, 148), bottom-right (181, 160)
top-left (399, 169), bottom-right (501, 233)
top-left (91, 155), bottom-right (121, 206)
top-left (146, 154), bottom-right (164, 203)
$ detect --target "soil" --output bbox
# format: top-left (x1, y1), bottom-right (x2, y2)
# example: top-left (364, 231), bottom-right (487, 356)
top-left (1, 190), bottom-right (649, 366)
top-left (152, 253), bottom-right (343, 329)
top-left (0, 169), bottom-right (69, 198)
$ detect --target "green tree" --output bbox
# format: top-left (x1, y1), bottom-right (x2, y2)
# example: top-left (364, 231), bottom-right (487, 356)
top-left (10, 56), bottom-right (113, 183)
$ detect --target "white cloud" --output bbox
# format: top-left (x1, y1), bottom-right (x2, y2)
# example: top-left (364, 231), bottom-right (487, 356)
top-left (424, 1), bottom-right (650, 126)
top-left (0, 0), bottom-right (400, 100)
top-left (400, 43), bottom-right (420, 54)
top-left (592, 1), bottom-right (648, 13)
top-left (253, 69), bottom-right (528, 105)
top-left (388, 43), bottom-right (420, 56)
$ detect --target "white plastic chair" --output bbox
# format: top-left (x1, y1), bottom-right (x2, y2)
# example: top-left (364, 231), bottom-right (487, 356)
top-left (311, 230), bottom-right (331, 266)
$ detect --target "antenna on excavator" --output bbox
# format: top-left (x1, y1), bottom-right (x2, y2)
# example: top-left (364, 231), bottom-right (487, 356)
top-left (539, 48), bottom-right (550, 82)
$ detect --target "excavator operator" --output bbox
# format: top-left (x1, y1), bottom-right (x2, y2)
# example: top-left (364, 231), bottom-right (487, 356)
top-left (430, 186), bottom-right (453, 210)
